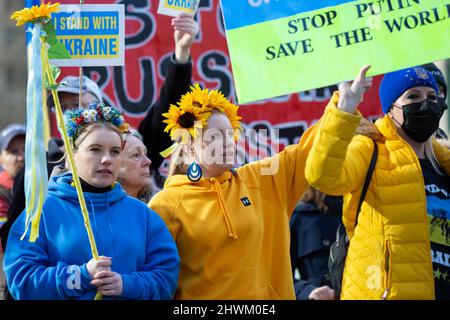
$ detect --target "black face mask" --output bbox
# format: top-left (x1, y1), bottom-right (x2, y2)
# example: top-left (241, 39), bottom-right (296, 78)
top-left (395, 99), bottom-right (447, 143)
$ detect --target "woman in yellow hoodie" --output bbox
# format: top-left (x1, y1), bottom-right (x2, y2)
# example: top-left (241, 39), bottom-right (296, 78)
top-left (149, 84), bottom-right (317, 299)
top-left (305, 65), bottom-right (450, 300)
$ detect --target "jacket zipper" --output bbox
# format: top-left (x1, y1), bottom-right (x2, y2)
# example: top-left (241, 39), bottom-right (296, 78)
top-left (378, 121), bottom-right (434, 299)
top-left (382, 240), bottom-right (392, 300)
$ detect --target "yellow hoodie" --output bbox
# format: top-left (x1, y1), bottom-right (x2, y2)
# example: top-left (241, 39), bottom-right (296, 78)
top-left (149, 125), bottom-right (317, 299)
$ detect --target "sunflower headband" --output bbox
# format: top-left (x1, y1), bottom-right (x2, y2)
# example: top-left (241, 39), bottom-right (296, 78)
top-left (64, 102), bottom-right (129, 142)
top-left (161, 84), bottom-right (241, 155)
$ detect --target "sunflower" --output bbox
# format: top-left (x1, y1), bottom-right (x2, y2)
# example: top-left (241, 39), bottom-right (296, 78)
top-left (222, 101), bottom-right (242, 140)
top-left (179, 83), bottom-right (211, 111)
top-left (162, 103), bottom-right (210, 142)
top-left (205, 89), bottom-right (242, 137)
top-left (163, 83), bottom-right (242, 144)
top-left (205, 89), bottom-right (226, 111)
top-left (11, 2), bottom-right (60, 27)
top-left (206, 90), bottom-right (241, 125)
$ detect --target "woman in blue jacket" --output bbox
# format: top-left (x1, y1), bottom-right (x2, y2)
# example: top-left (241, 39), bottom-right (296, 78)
top-left (3, 103), bottom-right (180, 300)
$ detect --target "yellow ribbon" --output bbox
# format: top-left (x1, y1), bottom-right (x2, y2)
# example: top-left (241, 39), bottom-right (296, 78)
top-left (160, 142), bottom-right (180, 158)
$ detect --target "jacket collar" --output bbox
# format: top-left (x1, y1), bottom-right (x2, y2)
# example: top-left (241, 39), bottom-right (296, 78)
top-left (375, 115), bottom-right (401, 141)
top-left (375, 115), bottom-right (450, 175)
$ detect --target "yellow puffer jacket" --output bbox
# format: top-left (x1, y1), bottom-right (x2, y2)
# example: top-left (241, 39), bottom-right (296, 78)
top-left (305, 92), bottom-right (450, 300)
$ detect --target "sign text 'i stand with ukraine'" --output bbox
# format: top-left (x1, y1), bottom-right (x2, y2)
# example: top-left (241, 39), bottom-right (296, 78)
top-left (50, 4), bottom-right (125, 67)
top-left (220, 0), bottom-right (450, 104)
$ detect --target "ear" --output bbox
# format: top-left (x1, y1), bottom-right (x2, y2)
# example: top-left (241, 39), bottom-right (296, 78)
top-left (72, 148), bottom-right (78, 161)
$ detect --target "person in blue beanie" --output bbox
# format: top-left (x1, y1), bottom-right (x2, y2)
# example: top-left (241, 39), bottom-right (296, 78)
top-left (305, 65), bottom-right (450, 299)
top-left (3, 102), bottom-right (180, 300)
top-left (379, 66), bottom-right (450, 300)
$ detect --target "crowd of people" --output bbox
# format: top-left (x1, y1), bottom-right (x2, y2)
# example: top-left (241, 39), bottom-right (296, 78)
top-left (0, 13), bottom-right (449, 300)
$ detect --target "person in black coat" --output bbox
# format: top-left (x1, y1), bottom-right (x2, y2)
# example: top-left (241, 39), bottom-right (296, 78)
top-left (290, 186), bottom-right (342, 300)
top-left (138, 13), bottom-right (199, 191)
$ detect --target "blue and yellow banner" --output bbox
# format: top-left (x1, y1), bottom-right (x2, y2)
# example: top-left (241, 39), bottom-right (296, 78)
top-left (50, 4), bottom-right (125, 67)
top-left (220, 0), bottom-right (450, 104)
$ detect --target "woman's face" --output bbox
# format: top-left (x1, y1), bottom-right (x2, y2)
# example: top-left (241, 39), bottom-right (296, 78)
top-left (199, 111), bottom-right (236, 175)
top-left (389, 86), bottom-right (437, 125)
top-left (74, 126), bottom-right (122, 188)
top-left (0, 135), bottom-right (25, 178)
top-left (118, 134), bottom-right (151, 194)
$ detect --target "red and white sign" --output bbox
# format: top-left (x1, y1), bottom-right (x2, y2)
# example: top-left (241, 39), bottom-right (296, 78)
top-left (48, 0), bottom-right (383, 149)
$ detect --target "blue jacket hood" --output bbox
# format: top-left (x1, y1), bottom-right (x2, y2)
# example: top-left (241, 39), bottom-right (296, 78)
top-left (48, 173), bottom-right (127, 209)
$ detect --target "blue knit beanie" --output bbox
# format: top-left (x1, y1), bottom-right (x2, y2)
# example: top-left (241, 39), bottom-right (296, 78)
top-left (379, 67), bottom-right (439, 114)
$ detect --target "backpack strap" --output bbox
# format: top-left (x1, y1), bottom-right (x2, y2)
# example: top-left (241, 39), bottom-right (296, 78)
top-left (355, 141), bottom-right (378, 227)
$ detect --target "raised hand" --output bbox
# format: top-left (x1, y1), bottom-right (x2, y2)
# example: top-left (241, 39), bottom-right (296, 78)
top-left (173, 13), bottom-right (199, 63)
top-left (338, 65), bottom-right (373, 114)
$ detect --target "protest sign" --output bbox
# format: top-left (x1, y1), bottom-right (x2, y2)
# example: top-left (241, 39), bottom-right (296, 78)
top-left (220, 0), bottom-right (450, 104)
top-left (54, 0), bottom-right (382, 147)
top-left (50, 4), bottom-right (125, 66)
top-left (158, 0), bottom-right (200, 17)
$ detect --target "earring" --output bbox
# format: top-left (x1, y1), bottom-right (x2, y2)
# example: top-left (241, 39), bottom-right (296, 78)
top-left (187, 162), bottom-right (202, 182)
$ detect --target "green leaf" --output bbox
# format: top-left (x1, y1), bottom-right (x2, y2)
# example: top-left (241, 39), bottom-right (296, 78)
top-left (48, 42), bottom-right (72, 60)
top-left (43, 21), bottom-right (58, 46)
top-left (43, 79), bottom-right (68, 91)
top-left (44, 83), bottom-right (61, 91)
top-left (49, 65), bottom-right (61, 81)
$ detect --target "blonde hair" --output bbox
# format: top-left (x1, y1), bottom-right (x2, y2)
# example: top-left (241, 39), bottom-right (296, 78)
top-left (168, 143), bottom-right (190, 178)
top-left (425, 139), bottom-right (446, 175)
top-left (74, 122), bottom-right (123, 150)
top-left (436, 138), bottom-right (450, 150)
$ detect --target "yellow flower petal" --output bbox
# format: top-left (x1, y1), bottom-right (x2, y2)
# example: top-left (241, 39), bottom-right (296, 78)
top-left (10, 2), bottom-right (60, 26)
top-left (162, 83), bottom-right (241, 142)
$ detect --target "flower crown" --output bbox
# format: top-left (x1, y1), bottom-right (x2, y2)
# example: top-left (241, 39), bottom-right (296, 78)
top-left (64, 102), bottom-right (129, 141)
top-left (162, 84), bottom-right (242, 143)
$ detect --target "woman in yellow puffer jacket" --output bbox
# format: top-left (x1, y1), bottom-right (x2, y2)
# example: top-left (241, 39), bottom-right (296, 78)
top-left (305, 65), bottom-right (450, 300)
top-left (149, 84), bottom-right (318, 300)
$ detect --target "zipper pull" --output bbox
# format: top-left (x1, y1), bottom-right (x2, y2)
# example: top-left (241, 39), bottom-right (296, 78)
top-left (382, 289), bottom-right (389, 300)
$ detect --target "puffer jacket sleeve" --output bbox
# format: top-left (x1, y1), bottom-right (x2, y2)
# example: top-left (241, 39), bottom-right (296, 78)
top-left (305, 91), bottom-right (374, 196)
